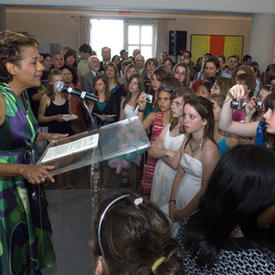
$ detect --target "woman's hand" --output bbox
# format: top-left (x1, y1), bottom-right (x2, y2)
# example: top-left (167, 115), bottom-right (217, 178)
top-left (36, 132), bottom-right (68, 142)
top-left (169, 200), bottom-right (179, 222)
top-left (55, 114), bottom-right (64, 122)
top-left (97, 114), bottom-right (108, 122)
top-left (165, 150), bottom-right (176, 158)
top-left (45, 133), bottom-right (69, 142)
top-left (173, 210), bottom-right (184, 222)
top-left (228, 84), bottom-right (246, 101)
top-left (169, 202), bottom-right (184, 222)
top-left (137, 91), bottom-right (147, 111)
top-left (153, 136), bottom-right (164, 149)
top-left (19, 164), bottom-right (55, 184)
top-left (245, 97), bottom-right (257, 119)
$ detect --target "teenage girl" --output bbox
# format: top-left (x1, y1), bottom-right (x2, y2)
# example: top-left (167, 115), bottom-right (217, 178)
top-left (150, 87), bottom-right (194, 207)
top-left (38, 69), bottom-right (73, 135)
top-left (140, 78), bottom-right (178, 194)
top-left (208, 94), bottom-right (239, 156)
top-left (165, 97), bottom-right (220, 235)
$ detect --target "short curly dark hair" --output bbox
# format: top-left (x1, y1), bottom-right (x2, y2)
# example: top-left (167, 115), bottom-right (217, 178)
top-left (0, 30), bottom-right (39, 83)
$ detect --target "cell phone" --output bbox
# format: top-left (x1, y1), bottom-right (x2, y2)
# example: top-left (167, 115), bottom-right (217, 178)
top-left (145, 93), bottom-right (153, 104)
top-left (252, 97), bottom-right (262, 109)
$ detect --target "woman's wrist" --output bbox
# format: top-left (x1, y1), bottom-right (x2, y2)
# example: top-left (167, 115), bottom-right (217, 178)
top-left (168, 199), bottom-right (176, 204)
top-left (18, 164), bottom-right (26, 176)
top-left (35, 132), bottom-right (46, 142)
top-left (224, 95), bottom-right (232, 104)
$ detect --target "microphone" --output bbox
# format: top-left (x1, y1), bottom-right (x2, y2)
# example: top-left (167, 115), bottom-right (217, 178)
top-left (54, 81), bottom-right (98, 102)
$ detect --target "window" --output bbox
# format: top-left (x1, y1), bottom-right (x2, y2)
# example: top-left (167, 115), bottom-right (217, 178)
top-left (90, 19), bottom-right (156, 60)
top-left (90, 19), bottom-right (124, 57)
top-left (125, 21), bottom-right (156, 60)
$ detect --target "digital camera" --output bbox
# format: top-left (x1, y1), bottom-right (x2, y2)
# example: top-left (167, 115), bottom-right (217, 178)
top-left (145, 93), bottom-right (153, 104)
top-left (231, 98), bottom-right (246, 110)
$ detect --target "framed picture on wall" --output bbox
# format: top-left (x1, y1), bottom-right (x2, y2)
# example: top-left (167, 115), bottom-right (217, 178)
top-left (190, 34), bottom-right (244, 64)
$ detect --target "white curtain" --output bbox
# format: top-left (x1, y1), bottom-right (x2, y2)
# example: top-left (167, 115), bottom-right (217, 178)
top-left (156, 21), bottom-right (169, 59)
top-left (73, 16), bottom-right (91, 49)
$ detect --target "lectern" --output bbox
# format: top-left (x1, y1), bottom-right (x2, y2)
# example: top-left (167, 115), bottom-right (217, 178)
top-left (38, 116), bottom-right (151, 206)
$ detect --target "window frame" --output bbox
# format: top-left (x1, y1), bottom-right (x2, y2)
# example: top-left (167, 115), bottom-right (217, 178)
top-left (124, 21), bottom-right (156, 58)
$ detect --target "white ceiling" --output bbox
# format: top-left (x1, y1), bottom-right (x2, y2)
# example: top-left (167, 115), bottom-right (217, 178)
top-left (1, 0), bottom-right (275, 14)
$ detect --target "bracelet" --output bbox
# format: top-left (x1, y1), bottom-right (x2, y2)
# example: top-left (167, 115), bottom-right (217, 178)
top-left (138, 108), bottom-right (145, 113)
top-left (168, 199), bottom-right (176, 204)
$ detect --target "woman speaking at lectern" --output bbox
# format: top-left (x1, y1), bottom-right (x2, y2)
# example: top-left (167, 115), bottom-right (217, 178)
top-left (0, 30), bottom-right (66, 274)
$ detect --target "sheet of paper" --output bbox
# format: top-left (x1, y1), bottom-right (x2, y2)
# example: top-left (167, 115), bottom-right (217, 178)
top-left (40, 133), bottom-right (99, 163)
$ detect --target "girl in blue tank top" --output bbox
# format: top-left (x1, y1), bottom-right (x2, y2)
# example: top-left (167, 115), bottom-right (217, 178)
top-left (209, 94), bottom-right (239, 156)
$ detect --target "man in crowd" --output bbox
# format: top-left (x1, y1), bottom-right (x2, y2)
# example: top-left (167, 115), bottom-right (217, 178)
top-left (120, 49), bottom-right (128, 61)
top-left (242, 54), bottom-right (252, 66)
top-left (78, 43), bottom-right (92, 77)
top-left (135, 54), bottom-right (145, 73)
top-left (99, 47), bottom-right (111, 72)
top-left (82, 55), bottom-right (100, 94)
top-left (132, 48), bottom-right (141, 59)
top-left (224, 55), bottom-right (239, 77)
top-left (217, 55), bottom-right (232, 78)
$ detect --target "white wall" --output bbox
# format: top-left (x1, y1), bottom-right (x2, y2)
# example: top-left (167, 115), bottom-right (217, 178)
top-left (6, 8), bottom-right (252, 59)
top-left (250, 14), bottom-right (275, 71)
top-left (168, 14), bottom-right (251, 54)
top-left (6, 11), bottom-right (78, 49)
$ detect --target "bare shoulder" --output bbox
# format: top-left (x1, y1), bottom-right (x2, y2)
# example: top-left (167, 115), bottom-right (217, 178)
top-left (40, 93), bottom-right (50, 104)
top-left (0, 92), bottom-right (5, 126)
top-left (203, 138), bottom-right (220, 160)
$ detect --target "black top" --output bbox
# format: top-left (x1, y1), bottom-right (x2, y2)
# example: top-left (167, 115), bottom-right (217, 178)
top-left (45, 100), bottom-right (73, 135)
top-left (92, 93), bottom-right (119, 127)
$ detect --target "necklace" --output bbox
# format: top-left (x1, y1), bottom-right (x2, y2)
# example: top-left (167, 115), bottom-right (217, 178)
top-left (189, 139), bottom-right (203, 156)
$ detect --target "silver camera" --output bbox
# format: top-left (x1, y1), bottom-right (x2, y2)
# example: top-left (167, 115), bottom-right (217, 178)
top-left (231, 98), bottom-right (246, 110)
top-left (145, 93), bottom-right (153, 104)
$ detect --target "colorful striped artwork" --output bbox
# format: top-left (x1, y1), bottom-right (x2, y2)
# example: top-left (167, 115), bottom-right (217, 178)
top-left (191, 35), bottom-right (243, 64)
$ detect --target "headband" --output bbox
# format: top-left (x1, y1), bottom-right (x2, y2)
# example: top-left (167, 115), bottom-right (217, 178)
top-left (97, 195), bottom-right (143, 257)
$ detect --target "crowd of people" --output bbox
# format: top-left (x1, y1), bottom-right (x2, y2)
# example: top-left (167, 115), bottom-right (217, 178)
top-left (0, 30), bottom-right (275, 274)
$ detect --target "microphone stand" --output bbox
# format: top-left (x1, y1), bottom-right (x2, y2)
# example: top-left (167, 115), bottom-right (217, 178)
top-left (82, 100), bottom-right (98, 131)
top-left (81, 99), bottom-right (100, 206)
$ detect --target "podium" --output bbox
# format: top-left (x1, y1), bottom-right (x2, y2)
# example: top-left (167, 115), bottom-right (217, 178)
top-left (37, 116), bottom-right (151, 206)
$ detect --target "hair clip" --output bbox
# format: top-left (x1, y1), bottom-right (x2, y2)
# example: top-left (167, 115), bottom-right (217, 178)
top-left (151, 256), bottom-right (167, 274)
top-left (134, 197), bottom-right (143, 206)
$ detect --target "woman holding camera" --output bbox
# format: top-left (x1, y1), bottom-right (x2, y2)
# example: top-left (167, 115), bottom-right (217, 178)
top-left (119, 73), bottom-right (146, 121)
top-left (219, 84), bottom-right (275, 149)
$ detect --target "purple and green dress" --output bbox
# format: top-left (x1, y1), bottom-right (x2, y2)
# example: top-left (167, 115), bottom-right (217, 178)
top-left (0, 83), bottom-right (55, 275)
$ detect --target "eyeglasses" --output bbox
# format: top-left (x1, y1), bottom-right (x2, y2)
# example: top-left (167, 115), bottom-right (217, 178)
top-left (159, 86), bottom-right (173, 93)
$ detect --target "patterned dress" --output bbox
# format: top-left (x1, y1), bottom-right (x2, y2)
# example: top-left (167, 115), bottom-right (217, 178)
top-left (0, 83), bottom-right (55, 275)
top-left (177, 219), bottom-right (275, 274)
top-left (140, 112), bottom-right (164, 194)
